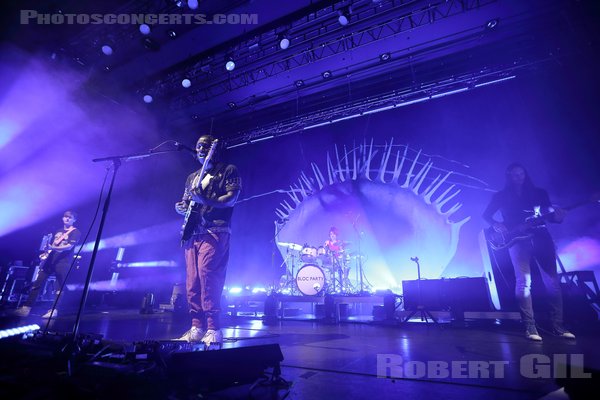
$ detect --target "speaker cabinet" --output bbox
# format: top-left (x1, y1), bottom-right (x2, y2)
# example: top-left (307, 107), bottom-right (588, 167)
top-left (402, 278), bottom-right (492, 312)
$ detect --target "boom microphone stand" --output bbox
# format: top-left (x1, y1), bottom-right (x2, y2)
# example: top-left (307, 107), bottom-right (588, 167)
top-left (62, 145), bottom-right (184, 370)
top-left (402, 257), bottom-right (438, 324)
top-left (352, 215), bottom-right (368, 295)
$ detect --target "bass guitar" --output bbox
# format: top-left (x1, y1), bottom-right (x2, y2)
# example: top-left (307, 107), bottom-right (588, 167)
top-left (180, 139), bottom-right (219, 242)
top-left (486, 194), bottom-right (599, 251)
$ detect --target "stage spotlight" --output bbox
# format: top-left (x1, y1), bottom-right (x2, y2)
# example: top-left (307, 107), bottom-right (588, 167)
top-left (486, 18), bottom-right (499, 29)
top-left (294, 79), bottom-right (304, 87)
top-left (338, 8), bottom-right (351, 26)
top-left (143, 94), bottom-right (153, 103)
top-left (225, 59), bottom-right (236, 71)
top-left (101, 45), bottom-right (113, 56)
top-left (322, 70), bottom-right (332, 79)
top-left (181, 78), bottom-right (191, 88)
top-left (229, 287), bottom-right (242, 294)
top-left (167, 29), bottom-right (177, 39)
top-left (188, 0), bottom-right (199, 9)
top-left (139, 23), bottom-right (151, 35)
top-left (227, 101), bottom-right (237, 109)
top-left (279, 37), bottom-right (290, 50)
top-left (380, 52), bottom-right (391, 62)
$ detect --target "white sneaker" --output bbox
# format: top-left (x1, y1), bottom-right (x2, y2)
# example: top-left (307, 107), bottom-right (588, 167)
top-left (553, 327), bottom-right (576, 339)
top-left (14, 306), bottom-right (32, 317)
top-left (177, 326), bottom-right (204, 342)
top-left (201, 329), bottom-right (223, 349)
top-left (525, 327), bottom-right (542, 342)
top-left (42, 309), bottom-right (58, 319)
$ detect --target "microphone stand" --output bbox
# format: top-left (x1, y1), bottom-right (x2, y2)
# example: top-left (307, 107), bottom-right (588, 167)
top-left (64, 147), bottom-right (180, 373)
top-left (352, 217), bottom-right (367, 296)
top-left (402, 257), bottom-right (438, 324)
top-left (277, 248), bottom-right (297, 294)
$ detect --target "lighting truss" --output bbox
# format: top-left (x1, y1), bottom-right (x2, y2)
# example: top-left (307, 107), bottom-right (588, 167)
top-left (222, 61), bottom-right (529, 146)
top-left (165, 0), bottom-right (498, 109)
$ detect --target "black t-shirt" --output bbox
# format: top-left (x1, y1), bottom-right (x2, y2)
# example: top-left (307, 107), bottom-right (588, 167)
top-left (49, 227), bottom-right (81, 264)
top-left (182, 162), bottom-right (242, 232)
top-left (483, 187), bottom-right (553, 230)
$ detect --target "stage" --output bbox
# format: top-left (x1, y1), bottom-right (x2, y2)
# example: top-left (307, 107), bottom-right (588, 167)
top-left (1, 0), bottom-right (600, 398)
top-left (1, 307), bottom-right (599, 399)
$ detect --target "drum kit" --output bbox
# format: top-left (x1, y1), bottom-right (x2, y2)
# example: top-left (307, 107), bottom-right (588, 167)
top-left (277, 241), bottom-right (360, 296)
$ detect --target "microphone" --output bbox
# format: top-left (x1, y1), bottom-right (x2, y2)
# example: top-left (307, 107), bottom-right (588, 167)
top-left (174, 141), bottom-right (196, 156)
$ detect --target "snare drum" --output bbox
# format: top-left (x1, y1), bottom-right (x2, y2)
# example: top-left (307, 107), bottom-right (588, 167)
top-left (300, 246), bottom-right (318, 263)
top-left (296, 264), bottom-right (326, 295)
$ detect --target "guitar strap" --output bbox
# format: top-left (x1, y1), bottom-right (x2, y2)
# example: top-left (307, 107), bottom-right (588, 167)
top-left (40, 226), bottom-right (76, 268)
top-left (197, 163), bottom-right (227, 222)
top-left (53, 226), bottom-right (76, 245)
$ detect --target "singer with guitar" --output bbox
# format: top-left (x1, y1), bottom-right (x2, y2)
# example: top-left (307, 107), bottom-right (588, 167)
top-left (174, 134), bottom-right (241, 348)
top-left (14, 210), bottom-right (81, 318)
top-left (482, 163), bottom-right (575, 341)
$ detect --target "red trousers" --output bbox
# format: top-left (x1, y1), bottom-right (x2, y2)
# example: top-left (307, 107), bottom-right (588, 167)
top-left (183, 232), bottom-right (230, 330)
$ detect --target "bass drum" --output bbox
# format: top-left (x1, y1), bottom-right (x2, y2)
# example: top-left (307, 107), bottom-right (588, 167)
top-left (296, 264), bottom-right (326, 295)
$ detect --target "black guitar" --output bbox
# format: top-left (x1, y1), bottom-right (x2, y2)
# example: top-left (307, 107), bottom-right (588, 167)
top-left (486, 194), bottom-right (599, 251)
top-left (180, 139), bottom-right (219, 242)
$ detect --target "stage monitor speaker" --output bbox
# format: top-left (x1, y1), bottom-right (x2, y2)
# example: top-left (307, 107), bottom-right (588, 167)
top-left (403, 278), bottom-right (492, 312)
top-left (167, 343), bottom-right (284, 392)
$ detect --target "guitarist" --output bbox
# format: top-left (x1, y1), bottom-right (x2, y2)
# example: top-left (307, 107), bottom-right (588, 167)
top-left (14, 210), bottom-right (81, 318)
top-left (482, 163), bottom-right (574, 341)
top-left (174, 134), bottom-right (241, 348)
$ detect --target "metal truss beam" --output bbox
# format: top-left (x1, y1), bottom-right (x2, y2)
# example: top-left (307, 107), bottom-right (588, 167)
top-left (164, 0), bottom-right (496, 109)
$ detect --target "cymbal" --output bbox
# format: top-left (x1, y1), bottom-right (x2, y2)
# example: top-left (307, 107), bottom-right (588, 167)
top-left (277, 242), bottom-right (303, 251)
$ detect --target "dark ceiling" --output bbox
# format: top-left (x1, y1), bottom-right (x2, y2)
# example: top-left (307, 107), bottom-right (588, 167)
top-left (3, 0), bottom-right (599, 146)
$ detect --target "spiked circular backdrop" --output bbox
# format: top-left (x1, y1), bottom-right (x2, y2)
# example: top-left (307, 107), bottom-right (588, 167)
top-left (275, 139), bottom-right (473, 291)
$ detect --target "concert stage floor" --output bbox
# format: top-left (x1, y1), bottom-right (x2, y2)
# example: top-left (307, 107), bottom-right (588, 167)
top-left (1, 308), bottom-right (599, 399)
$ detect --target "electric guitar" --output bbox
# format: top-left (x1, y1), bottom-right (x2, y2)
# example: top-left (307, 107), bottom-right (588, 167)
top-left (39, 227), bottom-right (76, 261)
top-left (486, 194), bottom-right (600, 251)
top-left (180, 139), bottom-right (219, 242)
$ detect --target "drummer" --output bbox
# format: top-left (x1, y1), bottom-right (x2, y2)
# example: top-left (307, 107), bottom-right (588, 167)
top-left (323, 226), bottom-right (352, 291)
top-left (324, 226), bottom-right (345, 256)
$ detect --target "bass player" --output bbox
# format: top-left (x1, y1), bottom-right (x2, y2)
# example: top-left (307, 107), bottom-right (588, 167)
top-left (482, 163), bottom-right (575, 341)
